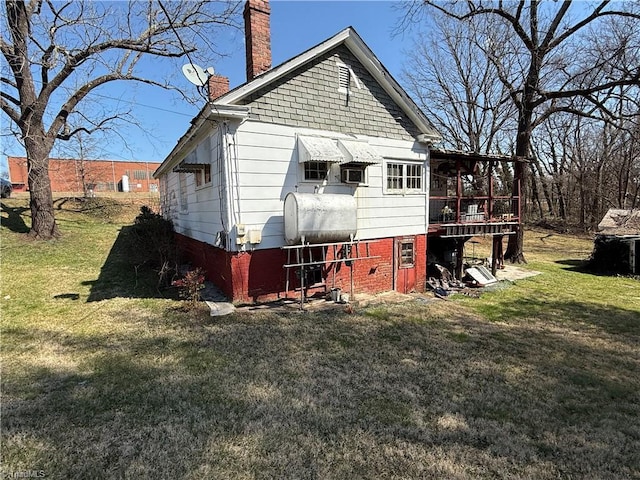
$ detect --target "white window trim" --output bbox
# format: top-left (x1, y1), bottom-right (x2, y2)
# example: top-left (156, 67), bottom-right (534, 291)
top-left (384, 159), bottom-right (426, 195)
top-left (300, 161), bottom-right (331, 184)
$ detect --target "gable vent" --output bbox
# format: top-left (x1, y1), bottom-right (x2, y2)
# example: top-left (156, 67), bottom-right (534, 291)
top-left (338, 65), bottom-right (350, 92)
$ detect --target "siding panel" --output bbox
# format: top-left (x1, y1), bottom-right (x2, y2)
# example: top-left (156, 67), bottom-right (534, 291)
top-left (228, 122), bottom-right (429, 250)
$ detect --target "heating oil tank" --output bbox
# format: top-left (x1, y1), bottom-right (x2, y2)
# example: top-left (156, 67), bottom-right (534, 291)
top-left (284, 192), bottom-right (357, 245)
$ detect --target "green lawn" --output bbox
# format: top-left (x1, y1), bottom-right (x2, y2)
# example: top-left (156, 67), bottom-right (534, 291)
top-left (2, 198), bottom-right (639, 479)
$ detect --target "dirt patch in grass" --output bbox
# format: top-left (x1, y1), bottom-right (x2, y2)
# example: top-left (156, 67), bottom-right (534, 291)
top-left (52, 196), bottom-right (148, 224)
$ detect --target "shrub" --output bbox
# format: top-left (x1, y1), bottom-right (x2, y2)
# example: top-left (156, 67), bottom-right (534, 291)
top-left (172, 268), bottom-right (206, 308)
top-left (130, 206), bottom-right (177, 287)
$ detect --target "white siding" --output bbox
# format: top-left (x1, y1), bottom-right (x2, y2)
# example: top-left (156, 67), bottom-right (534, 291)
top-left (161, 129), bottom-right (228, 247)
top-left (159, 120), bottom-right (431, 251)
top-left (229, 121), bottom-right (430, 250)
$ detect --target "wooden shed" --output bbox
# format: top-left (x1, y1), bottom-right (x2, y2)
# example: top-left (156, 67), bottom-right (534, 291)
top-left (590, 209), bottom-right (640, 275)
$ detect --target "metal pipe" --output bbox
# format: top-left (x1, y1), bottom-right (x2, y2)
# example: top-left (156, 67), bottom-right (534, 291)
top-left (283, 255), bottom-right (380, 268)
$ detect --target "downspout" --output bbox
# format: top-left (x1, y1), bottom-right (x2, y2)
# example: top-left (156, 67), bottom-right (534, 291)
top-left (219, 123), bottom-right (232, 242)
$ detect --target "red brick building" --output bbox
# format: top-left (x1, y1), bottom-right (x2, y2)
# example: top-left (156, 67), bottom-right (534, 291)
top-left (7, 157), bottom-right (160, 194)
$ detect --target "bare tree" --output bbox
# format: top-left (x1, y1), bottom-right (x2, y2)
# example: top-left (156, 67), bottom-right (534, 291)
top-left (531, 82), bottom-right (639, 228)
top-left (58, 130), bottom-right (101, 197)
top-left (403, 0), bottom-right (640, 262)
top-left (1, 0), bottom-right (240, 239)
top-left (403, 12), bottom-right (517, 155)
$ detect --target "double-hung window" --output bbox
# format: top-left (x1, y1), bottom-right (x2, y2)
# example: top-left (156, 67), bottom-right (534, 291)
top-left (386, 161), bottom-right (424, 194)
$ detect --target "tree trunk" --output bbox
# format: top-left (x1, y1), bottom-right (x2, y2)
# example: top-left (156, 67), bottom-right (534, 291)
top-left (555, 181), bottom-right (567, 220)
top-left (579, 171), bottom-right (586, 229)
top-left (505, 116), bottom-right (531, 264)
top-left (529, 162), bottom-right (544, 219)
top-left (590, 161), bottom-right (605, 229)
top-left (505, 51), bottom-right (541, 265)
top-left (532, 153), bottom-right (554, 216)
top-left (25, 135), bottom-right (60, 239)
top-left (505, 158), bottom-right (527, 264)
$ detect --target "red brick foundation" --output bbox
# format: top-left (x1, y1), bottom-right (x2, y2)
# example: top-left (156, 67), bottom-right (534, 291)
top-left (175, 233), bottom-right (428, 304)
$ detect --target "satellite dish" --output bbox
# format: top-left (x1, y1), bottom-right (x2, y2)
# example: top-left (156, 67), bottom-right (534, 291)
top-left (182, 63), bottom-right (208, 86)
top-left (206, 66), bottom-right (215, 76)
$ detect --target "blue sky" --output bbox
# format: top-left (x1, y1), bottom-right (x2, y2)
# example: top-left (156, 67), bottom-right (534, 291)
top-left (1, 1), bottom-right (418, 177)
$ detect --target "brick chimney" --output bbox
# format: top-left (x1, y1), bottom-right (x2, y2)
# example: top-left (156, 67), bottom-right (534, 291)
top-left (244, 0), bottom-right (271, 82)
top-left (208, 74), bottom-right (230, 101)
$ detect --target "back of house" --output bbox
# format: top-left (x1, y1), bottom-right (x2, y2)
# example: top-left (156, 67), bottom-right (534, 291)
top-left (154, 0), bottom-right (442, 303)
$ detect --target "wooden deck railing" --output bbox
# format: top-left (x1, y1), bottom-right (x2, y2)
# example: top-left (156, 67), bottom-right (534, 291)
top-left (429, 196), bottom-right (519, 224)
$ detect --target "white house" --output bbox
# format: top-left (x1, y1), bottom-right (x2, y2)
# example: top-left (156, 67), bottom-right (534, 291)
top-left (155, 0), bottom-right (446, 303)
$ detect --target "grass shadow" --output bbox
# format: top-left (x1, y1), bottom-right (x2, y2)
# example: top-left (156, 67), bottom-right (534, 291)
top-left (555, 258), bottom-right (599, 275)
top-left (85, 225), bottom-right (174, 302)
top-left (4, 305), bottom-right (639, 478)
top-left (477, 295), bottom-right (639, 336)
top-left (555, 258), bottom-right (640, 278)
top-left (0, 202), bottom-right (30, 233)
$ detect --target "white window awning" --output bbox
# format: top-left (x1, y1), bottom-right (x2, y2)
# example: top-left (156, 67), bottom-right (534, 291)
top-left (337, 139), bottom-right (383, 165)
top-left (173, 151), bottom-right (208, 172)
top-left (297, 136), bottom-right (344, 164)
top-left (173, 163), bottom-right (205, 172)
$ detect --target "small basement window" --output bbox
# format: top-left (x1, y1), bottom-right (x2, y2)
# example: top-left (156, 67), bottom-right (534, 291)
top-left (400, 240), bottom-right (415, 267)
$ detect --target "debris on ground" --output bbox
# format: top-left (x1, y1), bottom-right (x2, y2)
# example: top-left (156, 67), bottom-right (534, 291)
top-left (426, 263), bottom-right (503, 299)
top-left (426, 263), bottom-right (467, 297)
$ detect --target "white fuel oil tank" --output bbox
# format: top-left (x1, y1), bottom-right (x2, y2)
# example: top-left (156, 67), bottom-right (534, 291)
top-left (284, 192), bottom-right (357, 245)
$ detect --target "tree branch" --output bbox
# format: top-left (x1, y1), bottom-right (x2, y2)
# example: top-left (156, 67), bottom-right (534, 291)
top-left (547, 1), bottom-right (640, 51)
top-left (46, 71), bottom-right (170, 139)
top-left (424, 1), bottom-right (535, 51)
top-left (535, 74), bottom-right (640, 107)
top-left (540, 0), bottom-right (571, 51)
top-left (56, 113), bottom-right (121, 141)
top-left (0, 97), bottom-right (21, 125)
top-left (1, 89), bottom-right (21, 107)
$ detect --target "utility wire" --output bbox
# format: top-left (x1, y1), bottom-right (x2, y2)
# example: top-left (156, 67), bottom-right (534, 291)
top-left (60, 88), bottom-right (199, 119)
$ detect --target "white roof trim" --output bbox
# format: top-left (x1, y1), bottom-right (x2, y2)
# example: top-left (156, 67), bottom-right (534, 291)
top-left (208, 104), bottom-right (251, 119)
top-left (297, 136), bottom-right (344, 164)
top-left (337, 139), bottom-right (382, 165)
top-left (213, 27), bottom-right (441, 141)
top-left (154, 105), bottom-right (249, 178)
